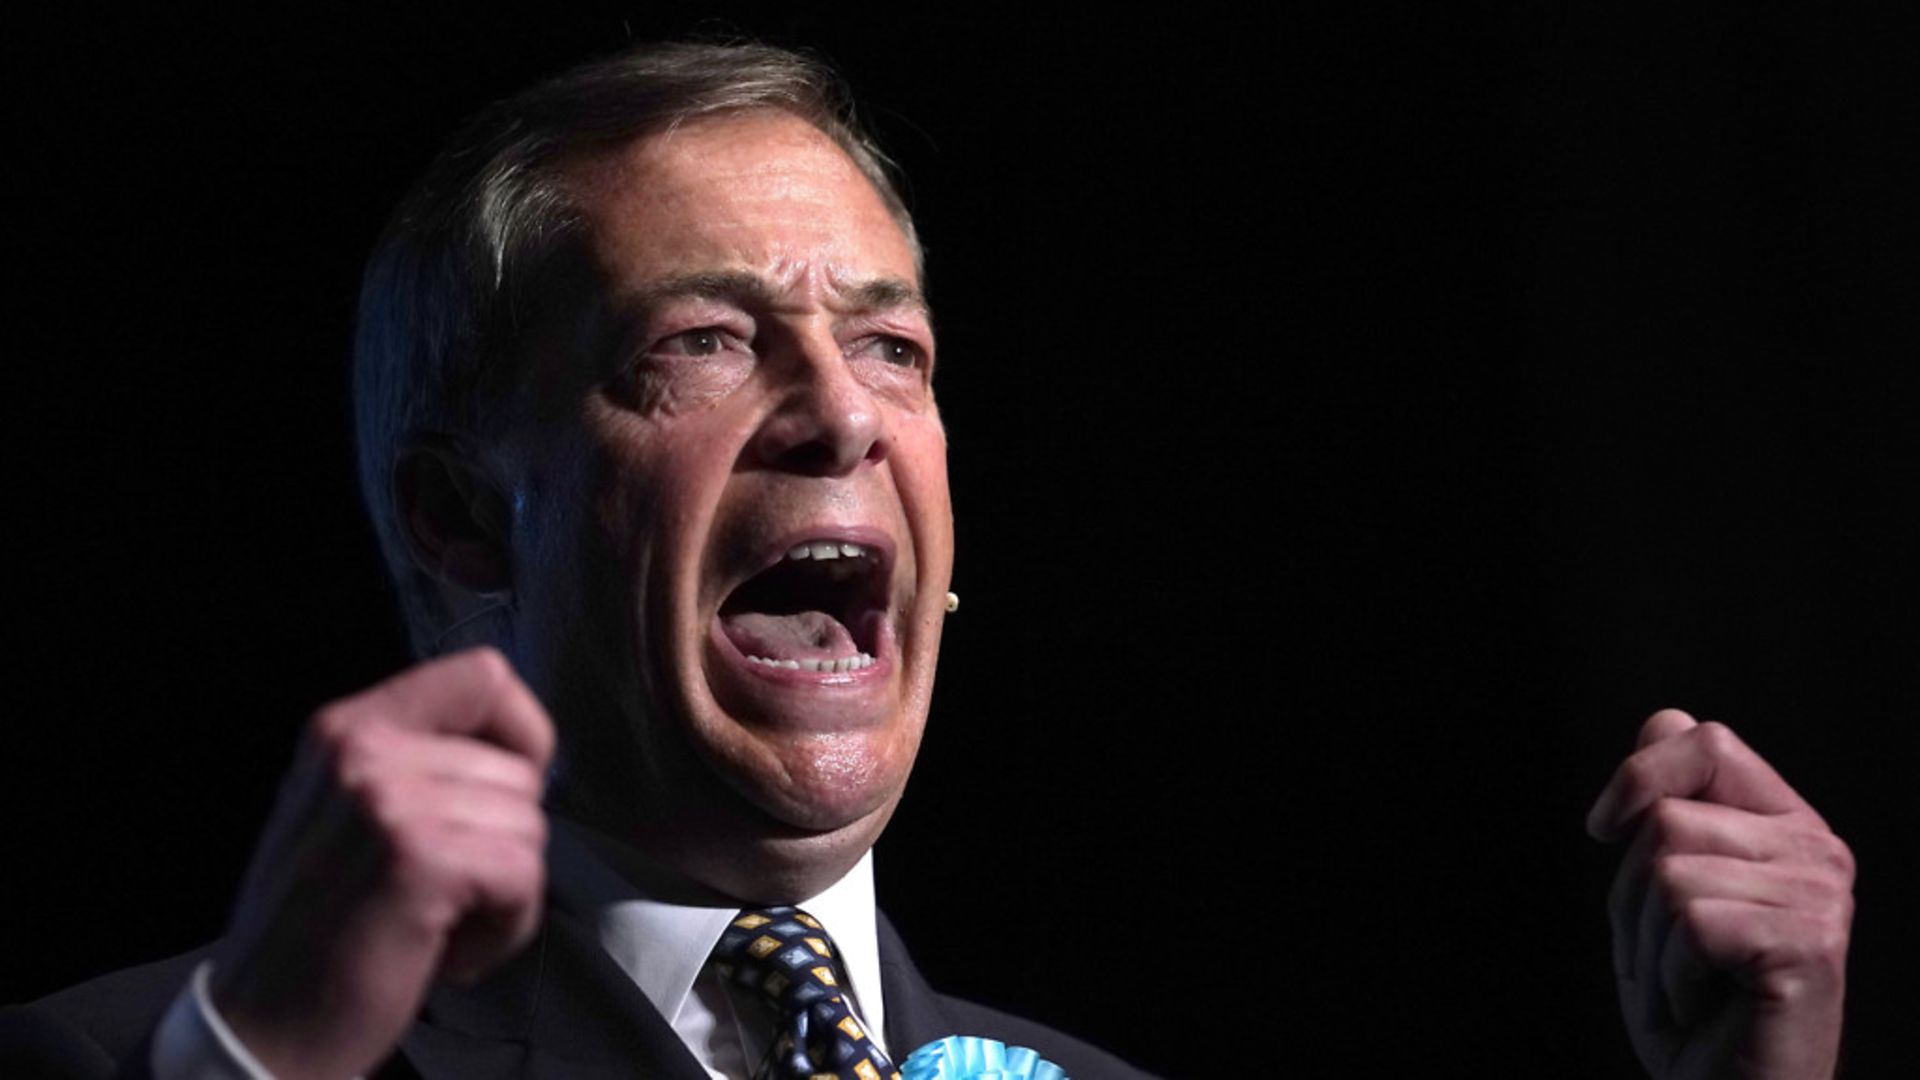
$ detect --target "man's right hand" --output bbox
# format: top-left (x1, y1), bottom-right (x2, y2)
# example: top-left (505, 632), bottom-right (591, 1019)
top-left (209, 648), bottom-right (554, 1080)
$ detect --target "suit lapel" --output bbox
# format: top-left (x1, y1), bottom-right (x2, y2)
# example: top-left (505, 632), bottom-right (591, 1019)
top-left (875, 911), bottom-right (957, 1060)
top-left (398, 905), bottom-right (710, 1080)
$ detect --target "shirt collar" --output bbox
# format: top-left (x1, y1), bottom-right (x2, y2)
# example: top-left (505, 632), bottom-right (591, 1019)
top-left (546, 817), bottom-right (886, 1046)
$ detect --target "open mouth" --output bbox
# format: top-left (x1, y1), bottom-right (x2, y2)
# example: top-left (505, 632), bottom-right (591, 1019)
top-left (716, 539), bottom-right (891, 674)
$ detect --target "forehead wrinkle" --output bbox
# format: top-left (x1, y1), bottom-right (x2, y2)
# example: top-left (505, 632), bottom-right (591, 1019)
top-left (619, 265), bottom-right (928, 321)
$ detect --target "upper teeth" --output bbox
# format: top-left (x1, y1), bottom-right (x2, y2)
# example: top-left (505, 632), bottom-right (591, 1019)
top-left (788, 541), bottom-right (868, 562)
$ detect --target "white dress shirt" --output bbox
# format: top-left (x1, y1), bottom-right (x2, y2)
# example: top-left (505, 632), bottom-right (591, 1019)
top-left (152, 817), bottom-right (889, 1080)
top-left (549, 819), bottom-right (890, 1078)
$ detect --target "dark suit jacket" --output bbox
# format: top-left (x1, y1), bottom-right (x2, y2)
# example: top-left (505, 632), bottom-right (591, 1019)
top-left (2, 901), bottom-right (1156, 1080)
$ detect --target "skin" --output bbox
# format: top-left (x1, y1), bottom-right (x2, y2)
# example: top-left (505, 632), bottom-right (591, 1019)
top-left (211, 110), bottom-right (949, 1077)
top-left (1589, 710), bottom-right (1854, 1079)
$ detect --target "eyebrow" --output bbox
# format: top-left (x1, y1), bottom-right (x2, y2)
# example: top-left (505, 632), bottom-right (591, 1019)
top-left (839, 277), bottom-right (930, 317)
top-left (624, 270), bottom-right (930, 318)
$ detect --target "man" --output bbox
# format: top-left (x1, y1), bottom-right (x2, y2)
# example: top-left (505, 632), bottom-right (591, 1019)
top-left (3, 42), bottom-right (1853, 1079)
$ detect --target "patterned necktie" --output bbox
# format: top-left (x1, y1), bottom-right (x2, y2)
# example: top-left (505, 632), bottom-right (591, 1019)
top-left (712, 906), bottom-right (901, 1080)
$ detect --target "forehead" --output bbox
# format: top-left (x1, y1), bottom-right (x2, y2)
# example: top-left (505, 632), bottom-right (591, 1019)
top-left (568, 110), bottom-right (919, 293)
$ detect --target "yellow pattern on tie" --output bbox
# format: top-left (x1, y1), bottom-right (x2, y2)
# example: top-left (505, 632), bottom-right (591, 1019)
top-left (712, 906), bottom-right (901, 1080)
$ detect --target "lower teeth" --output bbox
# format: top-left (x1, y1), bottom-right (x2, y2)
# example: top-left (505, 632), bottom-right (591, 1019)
top-left (745, 652), bottom-right (875, 673)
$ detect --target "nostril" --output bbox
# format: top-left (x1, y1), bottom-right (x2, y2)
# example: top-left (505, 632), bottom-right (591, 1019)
top-left (752, 388), bottom-right (885, 475)
top-left (779, 440), bottom-right (846, 476)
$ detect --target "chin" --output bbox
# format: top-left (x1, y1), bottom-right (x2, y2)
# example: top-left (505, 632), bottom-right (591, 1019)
top-left (760, 734), bottom-right (917, 831)
top-left (666, 748), bottom-right (912, 902)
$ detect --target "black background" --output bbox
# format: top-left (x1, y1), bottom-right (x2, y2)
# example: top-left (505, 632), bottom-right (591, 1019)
top-left (8, 4), bottom-right (1917, 1076)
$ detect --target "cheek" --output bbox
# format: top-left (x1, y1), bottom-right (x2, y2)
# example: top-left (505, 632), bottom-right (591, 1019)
top-left (852, 359), bottom-right (934, 411)
top-left (890, 417), bottom-right (953, 526)
top-left (575, 410), bottom-right (753, 632)
top-left (569, 405), bottom-right (726, 536)
top-left (887, 404), bottom-right (946, 456)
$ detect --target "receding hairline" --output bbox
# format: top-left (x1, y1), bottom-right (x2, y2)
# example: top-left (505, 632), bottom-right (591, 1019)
top-left (555, 104), bottom-right (925, 275)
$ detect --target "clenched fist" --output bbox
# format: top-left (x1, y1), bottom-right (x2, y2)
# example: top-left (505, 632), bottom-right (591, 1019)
top-left (209, 648), bottom-right (554, 1080)
top-left (1589, 709), bottom-right (1854, 1080)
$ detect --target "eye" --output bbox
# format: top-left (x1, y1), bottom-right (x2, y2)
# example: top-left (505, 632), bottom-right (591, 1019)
top-left (853, 334), bottom-right (927, 368)
top-left (656, 327), bottom-right (746, 358)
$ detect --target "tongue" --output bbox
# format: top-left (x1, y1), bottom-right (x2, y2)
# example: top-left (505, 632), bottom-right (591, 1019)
top-left (720, 610), bottom-right (858, 661)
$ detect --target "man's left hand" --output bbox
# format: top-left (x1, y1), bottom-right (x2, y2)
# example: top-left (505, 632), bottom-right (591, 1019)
top-left (1588, 709), bottom-right (1854, 1079)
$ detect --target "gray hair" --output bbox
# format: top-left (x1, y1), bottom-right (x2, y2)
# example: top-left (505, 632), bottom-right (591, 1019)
top-left (351, 42), bottom-right (919, 656)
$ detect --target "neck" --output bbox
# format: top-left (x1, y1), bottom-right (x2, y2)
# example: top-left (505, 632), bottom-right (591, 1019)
top-left (547, 783), bottom-right (884, 904)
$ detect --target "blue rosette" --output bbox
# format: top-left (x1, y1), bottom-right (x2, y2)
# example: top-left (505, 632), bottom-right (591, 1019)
top-left (900, 1035), bottom-right (1068, 1080)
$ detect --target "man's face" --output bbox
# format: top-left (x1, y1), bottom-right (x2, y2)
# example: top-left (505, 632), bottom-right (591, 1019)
top-left (499, 110), bottom-right (950, 898)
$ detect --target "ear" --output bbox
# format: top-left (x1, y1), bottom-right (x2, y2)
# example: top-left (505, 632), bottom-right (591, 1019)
top-left (393, 440), bottom-right (513, 596)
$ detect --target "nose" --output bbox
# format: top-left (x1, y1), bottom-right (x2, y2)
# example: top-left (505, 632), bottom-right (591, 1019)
top-left (750, 336), bottom-right (887, 476)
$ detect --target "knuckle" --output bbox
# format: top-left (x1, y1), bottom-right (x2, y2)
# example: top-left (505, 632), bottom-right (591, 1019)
top-left (461, 646), bottom-right (514, 688)
top-left (309, 703), bottom-right (359, 747)
top-left (1646, 797), bottom-right (1688, 836)
top-left (1820, 833), bottom-right (1857, 883)
top-left (1694, 721), bottom-right (1740, 757)
top-left (1650, 851), bottom-right (1688, 886)
top-left (496, 755), bottom-right (540, 794)
top-left (506, 758), bottom-right (548, 798)
top-left (1792, 864), bottom-right (1840, 902)
top-left (1790, 827), bottom-right (1856, 883)
top-left (1675, 896), bottom-right (1711, 931)
top-left (1760, 965), bottom-right (1835, 1006)
top-left (1804, 915), bottom-right (1851, 974)
top-left (331, 722), bottom-right (389, 778)
top-left (1814, 884), bottom-right (1856, 931)
top-left (526, 715), bottom-right (557, 765)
